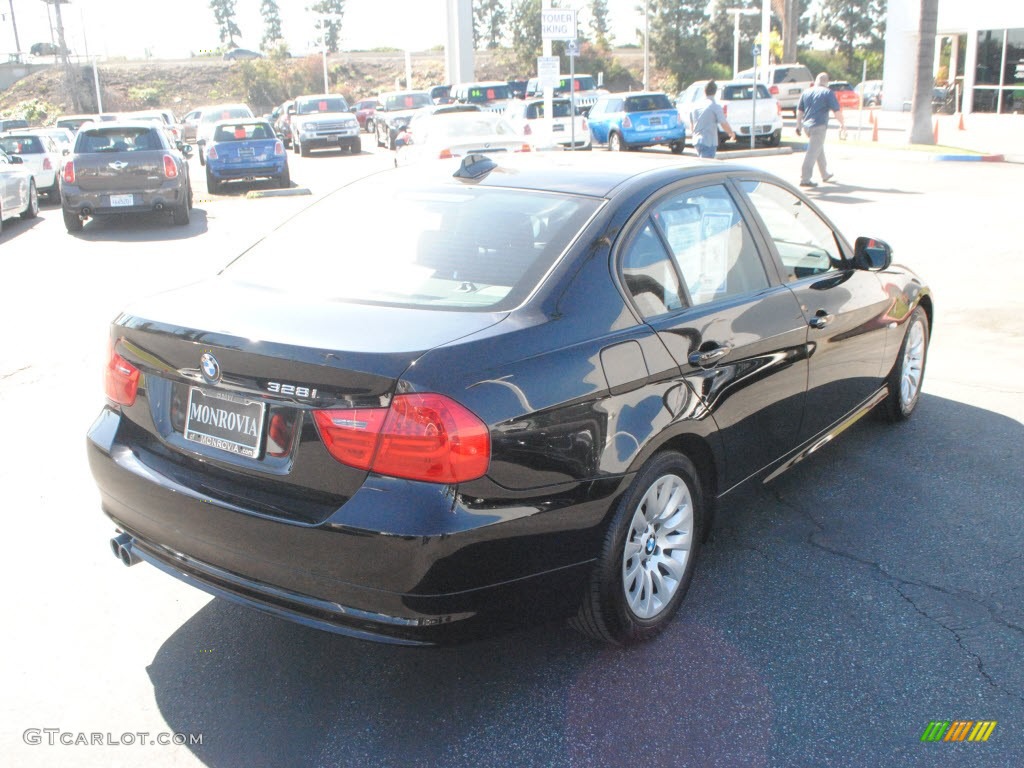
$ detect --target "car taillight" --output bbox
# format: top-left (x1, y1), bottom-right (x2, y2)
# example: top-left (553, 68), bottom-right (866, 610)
top-left (623, 115), bottom-right (632, 129)
top-left (777, 102), bottom-right (782, 115)
top-left (274, 140), bottom-right (284, 155)
top-left (105, 345), bottom-right (140, 406)
top-left (313, 393), bottom-right (490, 484)
top-left (62, 160), bottom-right (75, 185)
top-left (43, 157), bottom-right (52, 170)
top-left (163, 154), bottom-right (178, 179)
top-left (769, 85), bottom-right (780, 96)
top-left (438, 148), bottom-right (453, 159)
top-left (517, 144), bottom-right (532, 153)
top-left (581, 118), bottom-right (588, 130)
top-left (722, 104), bottom-right (728, 117)
top-left (524, 124), bottom-right (532, 135)
top-left (207, 145), bottom-right (218, 160)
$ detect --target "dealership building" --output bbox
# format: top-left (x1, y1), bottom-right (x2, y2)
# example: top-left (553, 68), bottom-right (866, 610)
top-left (884, 0), bottom-right (1024, 114)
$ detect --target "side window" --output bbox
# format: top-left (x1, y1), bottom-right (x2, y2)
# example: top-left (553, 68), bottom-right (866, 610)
top-left (652, 185), bottom-right (769, 306)
top-left (620, 221), bottom-right (685, 318)
top-left (607, 98), bottom-right (624, 112)
top-left (739, 180), bottom-right (843, 281)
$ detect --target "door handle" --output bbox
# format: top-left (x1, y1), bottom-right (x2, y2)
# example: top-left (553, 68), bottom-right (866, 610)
top-left (688, 345), bottom-right (732, 368)
top-left (809, 310), bottom-right (834, 329)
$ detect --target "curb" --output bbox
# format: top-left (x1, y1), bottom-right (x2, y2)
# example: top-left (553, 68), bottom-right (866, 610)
top-left (930, 153), bottom-right (1005, 163)
top-left (245, 188), bottom-right (313, 199)
top-left (720, 146), bottom-right (794, 159)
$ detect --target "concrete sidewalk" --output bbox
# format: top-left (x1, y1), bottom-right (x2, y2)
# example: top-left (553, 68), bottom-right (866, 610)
top-left (838, 109), bottom-right (1024, 162)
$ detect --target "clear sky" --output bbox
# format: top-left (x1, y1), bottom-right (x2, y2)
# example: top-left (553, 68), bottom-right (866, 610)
top-left (2, 1), bottom-right (647, 60)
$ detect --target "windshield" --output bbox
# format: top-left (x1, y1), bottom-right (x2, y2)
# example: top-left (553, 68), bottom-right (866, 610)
top-left (297, 97), bottom-right (348, 114)
top-left (525, 100), bottom-right (574, 119)
top-left (385, 93), bottom-right (432, 111)
top-left (223, 180), bottom-right (600, 311)
top-left (202, 107), bottom-right (252, 124)
top-left (466, 84), bottom-right (512, 102)
top-left (0, 136), bottom-right (43, 154)
top-left (556, 76), bottom-right (597, 93)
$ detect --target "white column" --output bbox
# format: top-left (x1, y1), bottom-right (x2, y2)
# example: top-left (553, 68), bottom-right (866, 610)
top-left (444, 0), bottom-right (474, 86)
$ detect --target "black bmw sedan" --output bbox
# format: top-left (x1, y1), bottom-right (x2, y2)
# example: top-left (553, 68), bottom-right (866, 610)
top-left (88, 153), bottom-right (932, 645)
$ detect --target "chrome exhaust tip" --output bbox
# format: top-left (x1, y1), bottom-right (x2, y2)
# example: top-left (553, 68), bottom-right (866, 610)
top-left (110, 532), bottom-right (140, 567)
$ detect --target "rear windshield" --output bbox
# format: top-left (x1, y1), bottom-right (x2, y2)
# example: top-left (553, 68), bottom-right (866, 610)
top-left (466, 84), bottom-right (511, 102)
top-left (0, 136), bottom-right (43, 154)
top-left (75, 127), bottom-right (163, 153)
top-left (721, 84), bottom-right (771, 101)
top-left (829, 83), bottom-right (854, 92)
top-left (556, 76), bottom-right (597, 93)
top-left (525, 100), bottom-right (574, 119)
top-left (773, 67), bottom-right (812, 84)
top-left (296, 98), bottom-right (348, 114)
top-left (625, 94), bottom-right (674, 113)
top-left (213, 122), bottom-right (274, 141)
top-left (385, 93), bottom-right (432, 111)
top-left (201, 107), bottom-right (253, 123)
top-left (223, 181), bottom-right (601, 311)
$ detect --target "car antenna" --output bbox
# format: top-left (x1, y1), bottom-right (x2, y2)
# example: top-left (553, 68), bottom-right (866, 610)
top-left (453, 153), bottom-right (498, 181)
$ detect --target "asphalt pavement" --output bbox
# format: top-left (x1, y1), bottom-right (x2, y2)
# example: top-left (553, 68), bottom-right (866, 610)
top-left (1, 132), bottom-right (1021, 768)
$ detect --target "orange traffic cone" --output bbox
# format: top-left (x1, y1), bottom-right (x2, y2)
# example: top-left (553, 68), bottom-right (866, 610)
top-left (872, 116), bottom-right (878, 142)
top-left (933, 118), bottom-right (939, 143)
top-left (958, 112), bottom-right (965, 131)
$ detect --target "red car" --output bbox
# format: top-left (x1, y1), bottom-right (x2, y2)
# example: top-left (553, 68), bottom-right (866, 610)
top-left (829, 81), bottom-right (861, 110)
top-left (353, 99), bottom-right (377, 133)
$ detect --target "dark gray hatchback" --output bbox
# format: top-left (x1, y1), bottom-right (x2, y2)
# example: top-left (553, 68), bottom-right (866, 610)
top-left (61, 122), bottom-right (192, 232)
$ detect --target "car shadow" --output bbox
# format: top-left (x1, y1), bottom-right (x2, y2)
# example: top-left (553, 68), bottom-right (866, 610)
top-left (0, 214), bottom-right (45, 245)
top-left (144, 394), bottom-right (1023, 766)
top-left (68, 207), bottom-right (210, 242)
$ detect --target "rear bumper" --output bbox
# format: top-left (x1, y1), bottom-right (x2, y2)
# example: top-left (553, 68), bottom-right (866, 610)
top-left (87, 407), bottom-right (607, 644)
top-left (208, 160), bottom-right (286, 180)
top-left (622, 127), bottom-right (686, 146)
top-left (62, 182), bottom-right (188, 215)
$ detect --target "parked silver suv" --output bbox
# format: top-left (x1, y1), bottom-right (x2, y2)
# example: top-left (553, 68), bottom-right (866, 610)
top-left (735, 64), bottom-right (813, 114)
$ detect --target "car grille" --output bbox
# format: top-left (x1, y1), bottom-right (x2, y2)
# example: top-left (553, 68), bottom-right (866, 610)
top-left (310, 121), bottom-right (354, 132)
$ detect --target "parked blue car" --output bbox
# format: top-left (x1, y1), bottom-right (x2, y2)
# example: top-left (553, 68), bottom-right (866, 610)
top-left (587, 92), bottom-right (686, 154)
top-left (203, 119), bottom-right (289, 193)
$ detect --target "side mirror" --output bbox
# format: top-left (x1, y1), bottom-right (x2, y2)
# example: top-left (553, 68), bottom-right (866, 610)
top-left (287, 107), bottom-right (296, 116)
top-left (196, 138), bottom-right (206, 147)
top-left (853, 236), bottom-right (892, 271)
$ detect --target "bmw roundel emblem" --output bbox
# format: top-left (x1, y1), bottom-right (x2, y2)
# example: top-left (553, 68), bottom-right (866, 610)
top-left (200, 353), bottom-right (221, 384)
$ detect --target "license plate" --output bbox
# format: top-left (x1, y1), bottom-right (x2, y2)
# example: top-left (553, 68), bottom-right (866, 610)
top-left (649, 117), bottom-right (662, 126)
top-left (552, 124), bottom-right (565, 132)
top-left (184, 387), bottom-right (265, 459)
top-left (109, 194), bottom-right (134, 207)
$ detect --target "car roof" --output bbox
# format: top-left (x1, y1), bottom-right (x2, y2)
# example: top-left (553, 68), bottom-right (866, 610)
top-left (388, 151), bottom-right (755, 200)
top-left (379, 90), bottom-right (431, 98)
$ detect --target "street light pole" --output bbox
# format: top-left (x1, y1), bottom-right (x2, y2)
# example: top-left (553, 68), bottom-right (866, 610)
top-left (643, 0), bottom-right (649, 90)
top-left (726, 8), bottom-right (758, 79)
top-left (315, 13), bottom-right (344, 93)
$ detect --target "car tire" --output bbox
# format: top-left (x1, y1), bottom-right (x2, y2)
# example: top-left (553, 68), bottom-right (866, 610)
top-left (608, 132), bottom-right (623, 152)
top-left (172, 185), bottom-right (191, 226)
top-left (670, 140), bottom-right (685, 155)
top-left (882, 306), bottom-right (929, 422)
top-left (277, 165), bottom-right (291, 188)
top-left (766, 130), bottom-right (781, 147)
top-left (299, 142), bottom-right (310, 157)
top-left (63, 206), bottom-right (83, 233)
top-left (198, 148), bottom-right (205, 166)
top-left (293, 139), bottom-right (300, 155)
top-left (375, 126), bottom-right (385, 148)
top-left (348, 139), bottom-right (360, 154)
top-left (571, 451), bottom-right (703, 644)
top-left (46, 178), bottom-right (60, 203)
top-left (20, 180), bottom-right (38, 220)
top-left (205, 167), bottom-right (220, 194)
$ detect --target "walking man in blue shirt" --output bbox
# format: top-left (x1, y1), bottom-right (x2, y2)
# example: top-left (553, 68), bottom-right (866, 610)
top-left (796, 73), bottom-right (846, 187)
top-left (688, 81), bottom-right (736, 159)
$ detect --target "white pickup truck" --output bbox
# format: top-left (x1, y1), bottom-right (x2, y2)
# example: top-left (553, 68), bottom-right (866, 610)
top-left (676, 80), bottom-right (784, 148)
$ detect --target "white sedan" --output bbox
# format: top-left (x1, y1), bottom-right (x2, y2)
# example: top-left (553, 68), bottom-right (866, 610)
top-left (0, 149), bottom-right (39, 231)
top-left (0, 131), bottom-right (63, 201)
top-left (395, 112), bottom-right (532, 166)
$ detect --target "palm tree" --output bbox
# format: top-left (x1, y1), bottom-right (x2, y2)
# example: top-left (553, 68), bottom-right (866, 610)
top-left (909, 0), bottom-right (938, 144)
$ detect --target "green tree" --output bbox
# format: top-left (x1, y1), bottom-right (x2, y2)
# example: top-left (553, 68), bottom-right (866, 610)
top-left (590, 0), bottom-right (611, 49)
top-left (648, 0), bottom-right (710, 92)
top-left (310, 0), bottom-right (345, 54)
top-left (705, 0), bottom-right (758, 73)
top-left (260, 0), bottom-right (283, 52)
top-left (816, 0), bottom-right (884, 73)
top-left (209, 0), bottom-right (241, 46)
top-left (475, 0), bottom-right (509, 50)
top-left (510, 0), bottom-right (542, 72)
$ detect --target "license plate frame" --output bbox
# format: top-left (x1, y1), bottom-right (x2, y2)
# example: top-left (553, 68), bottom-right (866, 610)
top-left (184, 387), bottom-right (265, 459)
top-left (109, 193), bottom-right (135, 207)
